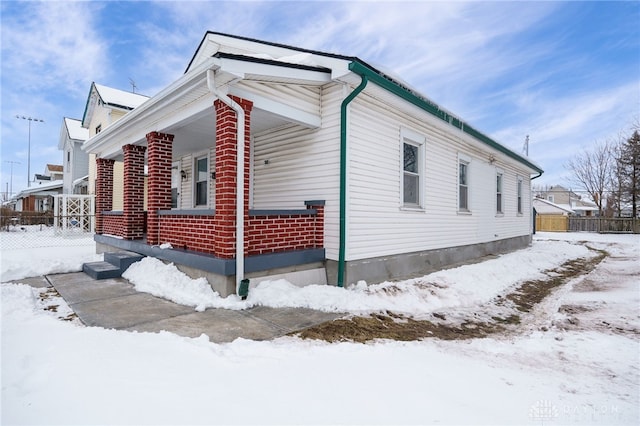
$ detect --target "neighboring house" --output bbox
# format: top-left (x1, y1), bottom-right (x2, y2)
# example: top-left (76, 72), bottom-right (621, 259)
top-left (532, 198), bottom-right (574, 215)
top-left (34, 164), bottom-right (64, 185)
top-left (82, 32), bottom-right (543, 296)
top-left (82, 82), bottom-right (149, 209)
top-left (13, 179), bottom-right (63, 212)
top-left (59, 117), bottom-right (90, 194)
top-left (536, 185), bottom-right (598, 216)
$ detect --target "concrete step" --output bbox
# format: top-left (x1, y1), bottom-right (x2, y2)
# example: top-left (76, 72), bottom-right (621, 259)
top-left (104, 251), bottom-right (145, 271)
top-left (83, 261), bottom-right (123, 280)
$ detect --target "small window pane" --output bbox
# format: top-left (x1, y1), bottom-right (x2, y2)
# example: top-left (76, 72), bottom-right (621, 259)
top-left (459, 185), bottom-right (468, 210)
top-left (195, 157), bottom-right (208, 206)
top-left (196, 181), bottom-right (207, 206)
top-left (459, 163), bottom-right (467, 185)
top-left (403, 173), bottom-right (419, 204)
top-left (404, 143), bottom-right (418, 173)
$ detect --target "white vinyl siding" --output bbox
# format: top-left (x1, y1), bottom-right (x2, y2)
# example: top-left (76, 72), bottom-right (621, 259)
top-left (252, 83), bottom-right (343, 259)
top-left (343, 84), bottom-right (534, 261)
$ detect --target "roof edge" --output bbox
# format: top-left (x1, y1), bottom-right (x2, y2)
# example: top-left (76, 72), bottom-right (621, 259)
top-left (349, 60), bottom-right (544, 174)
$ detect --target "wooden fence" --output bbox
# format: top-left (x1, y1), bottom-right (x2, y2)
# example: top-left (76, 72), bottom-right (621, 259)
top-left (568, 217), bottom-right (640, 234)
top-left (535, 215), bottom-right (568, 232)
top-left (536, 215), bottom-right (639, 233)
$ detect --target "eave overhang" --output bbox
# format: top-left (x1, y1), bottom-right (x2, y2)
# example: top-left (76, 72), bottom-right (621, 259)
top-left (348, 60), bottom-right (544, 175)
top-left (82, 54), bottom-right (334, 160)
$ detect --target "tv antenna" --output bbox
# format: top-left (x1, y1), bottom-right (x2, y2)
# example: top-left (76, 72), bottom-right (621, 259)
top-left (129, 78), bottom-right (137, 93)
top-left (522, 135), bottom-right (529, 156)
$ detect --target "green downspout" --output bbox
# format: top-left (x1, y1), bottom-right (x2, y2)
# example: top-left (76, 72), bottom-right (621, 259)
top-left (338, 73), bottom-right (368, 287)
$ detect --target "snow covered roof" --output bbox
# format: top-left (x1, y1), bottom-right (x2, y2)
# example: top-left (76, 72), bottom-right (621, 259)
top-left (533, 198), bottom-right (574, 215)
top-left (94, 83), bottom-right (149, 110)
top-left (14, 180), bottom-right (63, 199)
top-left (64, 117), bottom-right (89, 141)
top-left (82, 82), bottom-right (150, 127)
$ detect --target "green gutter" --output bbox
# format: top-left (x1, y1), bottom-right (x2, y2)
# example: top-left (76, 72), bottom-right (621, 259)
top-left (338, 75), bottom-right (368, 288)
top-left (348, 61), bottom-right (543, 174)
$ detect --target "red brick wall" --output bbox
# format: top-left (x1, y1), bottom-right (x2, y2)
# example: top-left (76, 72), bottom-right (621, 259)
top-left (157, 208), bottom-right (324, 257)
top-left (246, 211), bottom-right (322, 256)
top-left (102, 214), bottom-right (125, 237)
top-left (122, 144), bottom-right (146, 240)
top-left (146, 132), bottom-right (174, 245)
top-left (95, 158), bottom-right (115, 234)
top-left (158, 215), bottom-right (217, 254)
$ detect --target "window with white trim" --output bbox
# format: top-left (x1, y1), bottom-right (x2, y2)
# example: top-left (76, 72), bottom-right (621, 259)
top-left (194, 155), bottom-right (208, 207)
top-left (517, 176), bottom-right (523, 215)
top-left (496, 171), bottom-right (504, 214)
top-left (458, 157), bottom-right (470, 212)
top-left (401, 129), bottom-right (425, 209)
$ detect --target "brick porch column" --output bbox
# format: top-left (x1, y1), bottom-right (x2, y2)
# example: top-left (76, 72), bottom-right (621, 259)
top-left (146, 131), bottom-right (174, 245)
top-left (122, 144), bottom-right (147, 240)
top-left (95, 158), bottom-right (115, 234)
top-left (213, 96), bottom-right (253, 258)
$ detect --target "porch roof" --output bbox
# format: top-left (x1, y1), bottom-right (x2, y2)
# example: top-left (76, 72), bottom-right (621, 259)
top-left (81, 53), bottom-right (336, 161)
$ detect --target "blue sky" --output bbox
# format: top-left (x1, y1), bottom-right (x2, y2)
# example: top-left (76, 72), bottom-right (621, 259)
top-left (1, 1), bottom-right (638, 198)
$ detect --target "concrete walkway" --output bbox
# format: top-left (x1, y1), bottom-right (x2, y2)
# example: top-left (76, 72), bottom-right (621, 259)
top-left (17, 273), bottom-right (343, 343)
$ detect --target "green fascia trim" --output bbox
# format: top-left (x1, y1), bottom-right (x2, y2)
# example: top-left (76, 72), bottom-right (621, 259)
top-left (348, 61), bottom-right (543, 174)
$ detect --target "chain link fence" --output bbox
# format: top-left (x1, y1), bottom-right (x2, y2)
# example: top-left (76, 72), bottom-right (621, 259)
top-left (0, 208), bottom-right (95, 250)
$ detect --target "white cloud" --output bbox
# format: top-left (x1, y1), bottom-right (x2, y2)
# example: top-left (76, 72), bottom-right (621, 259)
top-left (1, 1), bottom-right (108, 97)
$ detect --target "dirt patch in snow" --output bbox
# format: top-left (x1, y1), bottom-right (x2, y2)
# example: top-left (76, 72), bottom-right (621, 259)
top-left (295, 246), bottom-right (608, 343)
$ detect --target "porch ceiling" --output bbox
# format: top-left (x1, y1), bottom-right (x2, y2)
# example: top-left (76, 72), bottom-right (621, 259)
top-left (169, 106), bottom-right (289, 160)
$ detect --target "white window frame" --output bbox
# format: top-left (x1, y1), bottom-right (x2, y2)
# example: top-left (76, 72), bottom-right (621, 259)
top-left (517, 175), bottom-right (523, 215)
top-left (193, 153), bottom-right (209, 208)
top-left (496, 169), bottom-right (504, 215)
top-left (458, 153), bottom-right (471, 213)
top-left (400, 128), bottom-right (426, 210)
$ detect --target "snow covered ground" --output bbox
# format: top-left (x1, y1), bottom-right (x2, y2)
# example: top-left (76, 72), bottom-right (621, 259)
top-left (1, 229), bottom-right (638, 425)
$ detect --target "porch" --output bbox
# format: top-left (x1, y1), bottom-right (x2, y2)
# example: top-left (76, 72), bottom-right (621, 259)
top-left (92, 95), bottom-right (327, 296)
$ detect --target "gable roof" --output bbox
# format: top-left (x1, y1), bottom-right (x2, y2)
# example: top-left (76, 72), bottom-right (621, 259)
top-left (533, 198), bottom-right (574, 214)
top-left (81, 82), bottom-right (149, 127)
top-left (85, 31), bottom-right (543, 175)
top-left (64, 117), bottom-right (89, 141)
top-left (187, 32), bottom-right (542, 175)
top-left (46, 164), bottom-right (63, 173)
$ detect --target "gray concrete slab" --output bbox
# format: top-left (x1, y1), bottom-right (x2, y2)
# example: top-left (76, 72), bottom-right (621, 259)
top-left (7, 276), bottom-right (51, 288)
top-left (124, 309), bottom-right (286, 343)
top-left (33, 271), bottom-right (345, 343)
top-left (48, 273), bottom-right (138, 305)
top-left (246, 305), bottom-right (343, 333)
top-left (71, 292), bottom-right (195, 329)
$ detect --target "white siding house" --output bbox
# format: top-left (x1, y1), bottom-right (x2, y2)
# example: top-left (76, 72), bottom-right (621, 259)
top-left (82, 32), bottom-right (543, 295)
top-left (59, 117), bottom-right (90, 194)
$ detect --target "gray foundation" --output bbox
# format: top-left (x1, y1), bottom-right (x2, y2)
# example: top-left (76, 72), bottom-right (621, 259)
top-left (326, 235), bottom-right (532, 286)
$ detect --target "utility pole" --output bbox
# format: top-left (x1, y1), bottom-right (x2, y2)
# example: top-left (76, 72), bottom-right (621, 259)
top-left (4, 160), bottom-right (20, 197)
top-left (16, 115), bottom-right (44, 187)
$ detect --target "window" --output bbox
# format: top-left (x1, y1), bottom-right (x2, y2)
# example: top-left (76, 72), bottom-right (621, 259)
top-left (517, 176), bottom-right (523, 214)
top-left (496, 171), bottom-right (503, 214)
top-left (194, 156), bottom-right (208, 206)
top-left (547, 195), bottom-right (554, 203)
top-left (67, 151), bottom-right (71, 166)
top-left (171, 163), bottom-right (180, 209)
top-left (401, 129), bottom-right (425, 209)
top-left (458, 160), bottom-right (469, 211)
